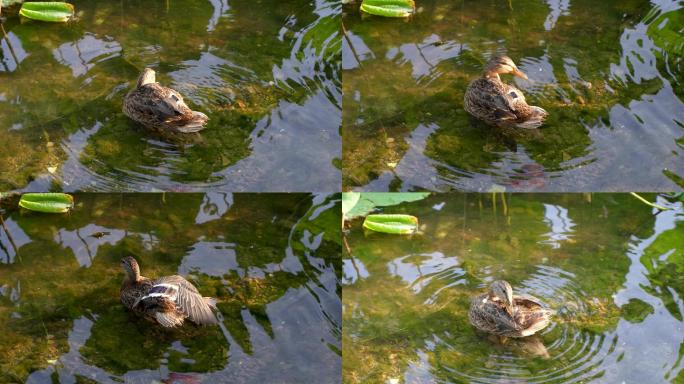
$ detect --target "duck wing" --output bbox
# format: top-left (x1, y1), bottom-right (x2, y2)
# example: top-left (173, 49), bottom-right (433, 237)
top-left (154, 275), bottom-right (218, 325)
top-left (513, 294), bottom-right (544, 309)
top-left (465, 78), bottom-right (519, 123)
top-left (512, 294), bottom-right (552, 336)
top-left (503, 84), bottom-right (548, 129)
top-left (469, 295), bottom-right (523, 336)
top-left (504, 84), bottom-right (529, 108)
top-left (133, 84), bottom-right (194, 123)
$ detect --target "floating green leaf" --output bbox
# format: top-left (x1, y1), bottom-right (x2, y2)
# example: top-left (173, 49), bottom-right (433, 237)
top-left (346, 192), bottom-right (430, 220)
top-left (360, 0), bottom-right (415, 18)
top-left (363, 214), bottom-right (418, 234)
top-left (19, 2), bottom-right (74, 22)
top-left (342, 192), bottom-right (361, 218)
top-left (19, 193), bottom-right (74, 213)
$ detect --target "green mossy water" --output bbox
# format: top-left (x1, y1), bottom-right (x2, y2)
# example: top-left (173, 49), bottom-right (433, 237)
top-left (343, 193), bottom-right (684, 383)
top-left (342, 0), bottom-right (684, 192)
top-left (0, 193), bottom-right (341, 383)
top-left (0, 0), bottom-right (341, 192)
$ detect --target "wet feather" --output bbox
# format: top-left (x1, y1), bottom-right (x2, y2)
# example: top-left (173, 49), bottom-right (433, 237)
top-left (120, 256), bottom-right (218, 327)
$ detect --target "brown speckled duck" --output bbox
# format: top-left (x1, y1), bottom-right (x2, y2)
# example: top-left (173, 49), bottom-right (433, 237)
top-left (464, 56), bottom-right (548, 129)
top-left (120, 256), bottom-right (218, 327)
top-left (123, 68), bottom-right (209, 133)
top-left (469, 280), bottom-right (552, 338)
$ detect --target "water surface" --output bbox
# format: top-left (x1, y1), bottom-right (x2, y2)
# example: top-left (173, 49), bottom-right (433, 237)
top-left (0, 193), bottom-right (341, 383)
top-left (1, 0), bottom-right (341, 192)
top-left (343, 193), bottom-right (684, 383)
top-left (342, 0), bottom-right (684, 191)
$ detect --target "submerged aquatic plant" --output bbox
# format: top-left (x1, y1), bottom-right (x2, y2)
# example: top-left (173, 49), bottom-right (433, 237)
top-left (19, 193), bottom-right (74, 213)
top-left (363, 214), bottom-right (418, 234)
top-left (19, 2), bottom-right (74, 22)
top-left (360, 0), bottom-right (415, 18)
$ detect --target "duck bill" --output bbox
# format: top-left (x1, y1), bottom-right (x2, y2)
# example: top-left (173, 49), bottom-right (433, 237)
top-left (513, 69), bottom-right (528, 80)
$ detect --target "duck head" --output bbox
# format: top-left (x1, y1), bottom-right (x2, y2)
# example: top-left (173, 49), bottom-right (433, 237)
top-left (136, 68), bottom-right (156, 87)
top-left (120, 256), bottom-right (141, 282)
top-left (489, 280), bottom-right (514, 314)
top-left (483, 56), bottom-right (528, 80)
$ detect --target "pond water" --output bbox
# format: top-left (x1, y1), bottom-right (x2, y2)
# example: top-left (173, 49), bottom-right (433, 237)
top-left (0, 193), bottom-right (341, 383)
top-left (342, 0), bottom-right (684, 192)
top-left (0, 0), bottom-right (341, 192)
top-left (343, 193), bottom-right (684, 383)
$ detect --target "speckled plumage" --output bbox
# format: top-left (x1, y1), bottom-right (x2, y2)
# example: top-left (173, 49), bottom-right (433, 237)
top-left (120, 257), bottom-right (218, 327)
top-left (469, 280), bottom-right (552, 338)
top-left (464, 56), bottom-right (547, 129)
top-left (123, 68), bottom-right (208, 133)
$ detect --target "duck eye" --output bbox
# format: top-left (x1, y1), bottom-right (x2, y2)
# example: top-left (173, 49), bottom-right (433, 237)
top-left (509, 91), bottom-right (518, 98)
top-left (171, 94), bottom-right (179, 102)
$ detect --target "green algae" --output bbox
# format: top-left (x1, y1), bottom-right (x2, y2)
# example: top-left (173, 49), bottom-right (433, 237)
top-left (0, 0), bottom-right (341, 191)
top-left (342, 0), bottom-right (684, 191)
top-left (343, 193), bottom-right (683, 383)
top-left (0, 193), bottom-right (341, 382)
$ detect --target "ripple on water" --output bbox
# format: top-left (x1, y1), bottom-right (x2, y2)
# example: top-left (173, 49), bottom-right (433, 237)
top-left (1, 0), bottom-right (341, 192)
top-left (442, 265), bottom-right (617, 384)
top-left (391, 254), bottom-right (616, 383)
top-left (387, 252), bottom-right (465, 297)
top-left (342, 0), bottom-right (684, 192)
top-left (0, 194), bottom-right (341, 383)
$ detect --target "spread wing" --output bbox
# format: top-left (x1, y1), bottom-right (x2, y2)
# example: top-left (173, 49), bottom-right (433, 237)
top-left (154, 275), bottom-right (218, 325)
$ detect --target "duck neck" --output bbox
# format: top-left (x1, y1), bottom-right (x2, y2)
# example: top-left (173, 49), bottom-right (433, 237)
top-left (125, 265), bottom-right (141, 283)
top-left (484, 71), bottom-right (501, 81)
top-left (137, 70), bottom-right (156, 88)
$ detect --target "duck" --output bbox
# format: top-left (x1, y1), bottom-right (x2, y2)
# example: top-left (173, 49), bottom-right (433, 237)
top-left (464, 56), bottom-right (547, 129)
top-left (120, 256), bottom-right (218, 327)
top-left (469, 280), bottom-right (552, 338)
top-left (123, 68), bottom-right (209, 133)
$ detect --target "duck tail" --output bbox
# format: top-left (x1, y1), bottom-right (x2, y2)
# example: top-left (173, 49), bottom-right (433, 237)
top-left (176, 111), bottom-right (209, 133)
top-left (515, 106), bottom-right (547, 129)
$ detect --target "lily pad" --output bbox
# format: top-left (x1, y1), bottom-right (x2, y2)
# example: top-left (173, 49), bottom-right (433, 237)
top-left (360, 0), bottom-right (415, 18)
top-left (342, 192), bottom-right (361, 219)
top-left (19, 2), bottom-right (74, 22)
top-left (345, 192), bottom-right (430, 220)
top-left (363, 214), bottom-right (418, 234)
top-left (19, 193), bottom-right (74, 213)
